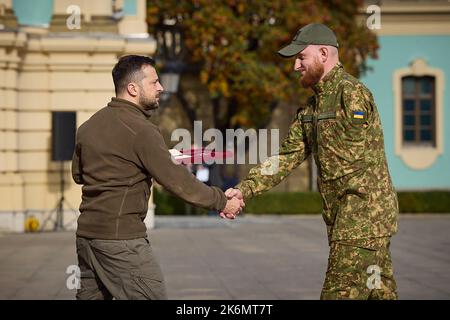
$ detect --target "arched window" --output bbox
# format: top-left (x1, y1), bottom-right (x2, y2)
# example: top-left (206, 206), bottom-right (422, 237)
top-left (393, 58), bottom-right (444, 170)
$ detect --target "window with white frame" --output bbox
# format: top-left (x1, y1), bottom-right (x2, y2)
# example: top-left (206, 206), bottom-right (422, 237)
top-left (393, 58), bottom-right (444, 170)
top-left (401, 76), bottom-right (436, 146)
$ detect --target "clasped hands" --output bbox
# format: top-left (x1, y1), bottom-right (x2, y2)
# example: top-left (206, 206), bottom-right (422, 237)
top-left (219, 188), bottom-right (244, 220)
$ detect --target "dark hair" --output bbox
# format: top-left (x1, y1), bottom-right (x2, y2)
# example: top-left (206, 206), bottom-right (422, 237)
top-left (112, 55), bottom-right (156, 95)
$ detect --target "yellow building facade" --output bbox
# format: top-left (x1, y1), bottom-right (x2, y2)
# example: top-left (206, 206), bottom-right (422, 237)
top-left (0, 0), bottom-right (156, 232)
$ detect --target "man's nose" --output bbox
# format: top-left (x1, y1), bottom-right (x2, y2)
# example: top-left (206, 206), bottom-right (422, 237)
top-left (157, 82), bottom-right (164, 92)
top-left (294, 58), bottom-right (302, 71)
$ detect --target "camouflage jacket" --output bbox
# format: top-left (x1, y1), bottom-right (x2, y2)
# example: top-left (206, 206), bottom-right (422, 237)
top-left (236, 63), bottom-right (398, 242)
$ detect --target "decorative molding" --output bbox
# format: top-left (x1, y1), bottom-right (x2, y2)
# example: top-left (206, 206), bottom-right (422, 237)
top-left (358, 2), bottom-right (450, 35)
top-left (0, 30), bottom-right (26, 47)
top-left (393, 58), bottom-right (445, 170)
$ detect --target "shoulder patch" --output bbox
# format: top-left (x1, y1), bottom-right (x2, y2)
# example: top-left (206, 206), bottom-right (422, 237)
top-left (353, 111), bottom-right (365, 119)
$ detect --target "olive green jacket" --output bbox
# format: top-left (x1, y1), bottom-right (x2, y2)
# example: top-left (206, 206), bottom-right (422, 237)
top-left (72, 98), bottom-right (226, 239)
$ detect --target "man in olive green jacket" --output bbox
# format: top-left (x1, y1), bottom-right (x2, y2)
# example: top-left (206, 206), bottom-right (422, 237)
top-left (72, 55), bottom-right (242, 300)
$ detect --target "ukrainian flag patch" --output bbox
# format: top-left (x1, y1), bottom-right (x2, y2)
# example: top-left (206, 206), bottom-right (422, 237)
top-left (353, 111), bottom-right (364, 119)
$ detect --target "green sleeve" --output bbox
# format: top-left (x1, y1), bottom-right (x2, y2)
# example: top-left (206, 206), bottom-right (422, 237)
top-left (236, 110), bottom-right (311, 199)
top-left (341, 81), bottom-right (374, 125)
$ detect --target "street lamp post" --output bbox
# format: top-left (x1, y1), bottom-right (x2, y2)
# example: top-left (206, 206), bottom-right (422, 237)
top-left (144, 18), bottom-right (186, 229)
top-left (155, 19), bottom-right (185, 103)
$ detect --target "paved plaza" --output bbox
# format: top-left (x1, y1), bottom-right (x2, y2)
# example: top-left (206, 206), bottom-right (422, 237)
top-left (0, 214), bottom-right (449, 300)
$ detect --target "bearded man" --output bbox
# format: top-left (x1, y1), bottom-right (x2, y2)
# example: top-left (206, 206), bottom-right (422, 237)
top-left (224, 23), bottom-right (399, 300)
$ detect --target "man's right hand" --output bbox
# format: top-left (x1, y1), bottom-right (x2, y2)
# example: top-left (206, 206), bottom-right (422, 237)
top-left (219, 188), bottom-right (245, 219)
top-left (220, 197), bottom-right (243, 219)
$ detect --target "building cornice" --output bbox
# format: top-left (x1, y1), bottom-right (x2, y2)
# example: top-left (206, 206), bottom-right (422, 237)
top-left (359, 1), bottom-right (450, 35)
top-left (26, 33), bottom-right (156, 54)
top-left (0, 30), bottom-right (26, 47)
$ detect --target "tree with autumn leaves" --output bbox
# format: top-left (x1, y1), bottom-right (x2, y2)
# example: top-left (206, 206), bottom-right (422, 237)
top-left (147, 0), bottom-right (378, 131)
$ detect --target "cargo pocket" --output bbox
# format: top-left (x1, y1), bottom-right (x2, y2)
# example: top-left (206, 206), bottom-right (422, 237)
top-left (318, 178), bottom-right (341, 226)
top-left (332, 185), bottom-right (370, 240)
top-left (300, 114), bottom-right (314, 145)
top-left (131, 272), bottom-right (167, 300)
top-left (317, 118), bottom-right (340, 180)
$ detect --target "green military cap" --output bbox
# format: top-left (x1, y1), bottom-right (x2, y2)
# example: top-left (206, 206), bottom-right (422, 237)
top-left (278, 23), bottom-right (339, 57)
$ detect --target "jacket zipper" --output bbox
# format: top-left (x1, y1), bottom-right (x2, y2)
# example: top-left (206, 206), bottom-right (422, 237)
top-left (313, 99), bottom-right (322, 177)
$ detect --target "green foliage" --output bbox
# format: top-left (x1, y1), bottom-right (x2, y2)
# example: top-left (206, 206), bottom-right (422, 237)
top-left (244, 192), bottom-right (323, 214)
top-left (154, 188), bottom-right (207, 215)
top-left (397, 191), bottom-right (450, 213)
top-left (153, 187), bottom-right (185, 215)
top-left (147, 0), bottom-right (378, 129)
top-left (154, 189), bottom-right (450, 215)
top-left (244, 191), bottom-right (450, 214)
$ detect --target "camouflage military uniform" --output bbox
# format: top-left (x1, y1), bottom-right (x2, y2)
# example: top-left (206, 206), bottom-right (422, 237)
top-left (236, 62), bottom-right (399, 299)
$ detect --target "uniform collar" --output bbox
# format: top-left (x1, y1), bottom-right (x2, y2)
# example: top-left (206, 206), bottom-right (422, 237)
top-left (312, 62), bottom-right (343, 95)
top-left (108, 97), bottom-right (153, 119)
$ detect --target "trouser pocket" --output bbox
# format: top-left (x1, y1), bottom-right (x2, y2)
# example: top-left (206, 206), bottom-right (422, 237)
top-left (131, 273), bottom-right (167, 300)
top-left (126, 237), bottom-right (167, 300)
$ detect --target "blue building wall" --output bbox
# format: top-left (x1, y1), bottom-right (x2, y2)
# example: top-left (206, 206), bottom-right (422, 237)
top-left (123, 0), bottom-right (137, 16)
top-left (13, 0), bottom-right (53, 26)
top-left (361, 35), bottom-right (450, 190)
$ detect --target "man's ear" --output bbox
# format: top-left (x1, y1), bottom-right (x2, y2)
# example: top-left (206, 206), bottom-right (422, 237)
top-left (319, 47), bottom-right (329, 63)
top-left (127, 82), bottom-right (139, 97)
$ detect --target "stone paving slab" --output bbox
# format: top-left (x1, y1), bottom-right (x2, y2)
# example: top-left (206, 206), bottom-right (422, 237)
top-left (0, 215), bottom-right (449, 300)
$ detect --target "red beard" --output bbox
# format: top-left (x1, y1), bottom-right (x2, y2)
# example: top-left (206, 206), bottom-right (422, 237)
top-left (300, 57), bottom-right (324, 88)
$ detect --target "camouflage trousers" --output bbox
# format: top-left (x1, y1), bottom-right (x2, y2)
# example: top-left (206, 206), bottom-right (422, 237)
top-left (320, 237), bottom-right (398, 300)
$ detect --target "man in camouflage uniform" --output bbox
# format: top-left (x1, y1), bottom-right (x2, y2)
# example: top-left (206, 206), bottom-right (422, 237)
top-left (223, 23), bottom-right (398, 300)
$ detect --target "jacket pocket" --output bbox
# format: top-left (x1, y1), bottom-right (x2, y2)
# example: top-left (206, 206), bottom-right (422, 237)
top-left (121, 186), bottom-right (147, 214)
top-left (300, 114), bottom-right (314, 146)
top-left (332, 184), bottom-right (370, 240)
top-left (318, 115), bottom-right (367, 180)
top-left (318, 178), bottom-right (340, 227)
top-left (316, 118), bottom-right (339, 179)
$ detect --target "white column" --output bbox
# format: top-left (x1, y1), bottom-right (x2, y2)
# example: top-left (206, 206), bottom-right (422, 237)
top-left (118, 0), bottom-right (147, 36)
top-left (144, 182), bottom-right (155, 229)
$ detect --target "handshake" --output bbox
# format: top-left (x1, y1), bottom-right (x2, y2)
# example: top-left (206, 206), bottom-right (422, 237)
top-left (219, 188), bottom-right (244, 220)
